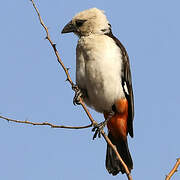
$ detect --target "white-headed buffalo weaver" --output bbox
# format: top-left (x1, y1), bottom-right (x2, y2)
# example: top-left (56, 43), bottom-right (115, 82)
top-left (61, 8), bottom-right (134, 176)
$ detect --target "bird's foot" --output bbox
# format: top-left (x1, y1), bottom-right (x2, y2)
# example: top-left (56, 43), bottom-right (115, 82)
top-left (92, 111), bottom-right (115, 140)
top-left (72, 84), bottom-right (83, 105)
top-left (92, 121), bottom-right (107, 140)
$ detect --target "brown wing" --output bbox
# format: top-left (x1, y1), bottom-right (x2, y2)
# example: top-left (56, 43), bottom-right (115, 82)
top-left (105, 30), bottom-right (134, 137)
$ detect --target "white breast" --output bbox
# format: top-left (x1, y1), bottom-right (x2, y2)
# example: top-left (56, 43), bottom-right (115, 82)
top-left (76, 34), bottom-right (125, 113)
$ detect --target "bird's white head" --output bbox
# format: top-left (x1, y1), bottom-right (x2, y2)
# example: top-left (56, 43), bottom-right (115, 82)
top-left (61, 8), bottom-right (111, 37)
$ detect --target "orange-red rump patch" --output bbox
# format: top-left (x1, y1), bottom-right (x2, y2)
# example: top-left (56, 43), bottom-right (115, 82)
top-left (104, 98), bottom-right (128, 140)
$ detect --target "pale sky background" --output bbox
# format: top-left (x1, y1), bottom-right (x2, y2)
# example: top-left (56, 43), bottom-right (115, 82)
top-left (0, 1), bottom-right (180, 180)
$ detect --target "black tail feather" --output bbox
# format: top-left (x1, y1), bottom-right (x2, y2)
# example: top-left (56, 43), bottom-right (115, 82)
top-left (106, 133), bottom-right (133, 176)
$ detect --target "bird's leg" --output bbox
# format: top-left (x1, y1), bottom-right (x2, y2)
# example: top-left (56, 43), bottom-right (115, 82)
top-left (72, 84), bottom-right (87, 105)
top-left (92, 111), bottom-right (114, 140)
top-left (72, 84), bottom-right (82, 105)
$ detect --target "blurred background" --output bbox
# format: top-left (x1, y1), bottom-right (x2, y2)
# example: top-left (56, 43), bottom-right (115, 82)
top-left (0, 0), bottom-right (180, 180)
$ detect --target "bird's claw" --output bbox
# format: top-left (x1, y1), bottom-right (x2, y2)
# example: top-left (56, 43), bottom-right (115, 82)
top-left (72, 85), bottom-right (83, 105)
top-left (92, 122), bottom-right (106, 140)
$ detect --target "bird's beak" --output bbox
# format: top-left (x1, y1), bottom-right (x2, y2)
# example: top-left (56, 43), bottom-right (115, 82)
top-left (61, 20), bottom-right (76, 34)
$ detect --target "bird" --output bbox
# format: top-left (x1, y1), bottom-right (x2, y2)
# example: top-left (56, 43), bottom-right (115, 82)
top-left (61, 8), bottom-right (134, 176)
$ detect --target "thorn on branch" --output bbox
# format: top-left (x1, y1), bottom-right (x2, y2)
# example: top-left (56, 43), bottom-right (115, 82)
top-left (65, 78), bottom-right (70, 82)
top-left (52, 44), bottom-right (56, 49)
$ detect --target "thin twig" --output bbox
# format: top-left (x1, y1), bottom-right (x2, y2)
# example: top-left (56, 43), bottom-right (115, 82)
top-left (0, 115), bottom-right (92, 129)
top-left (31, 0), bottom-right (73, 86)
top-left (165, 158), bottom-right (180, 180)
top-left (30, 1), bottom-right (132, 179)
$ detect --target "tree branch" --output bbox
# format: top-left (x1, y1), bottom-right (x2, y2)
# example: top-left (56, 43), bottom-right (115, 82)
top-left (0, 115), bottom-right (92, 129)
top-left (165, 158), bottom-right (180, 180)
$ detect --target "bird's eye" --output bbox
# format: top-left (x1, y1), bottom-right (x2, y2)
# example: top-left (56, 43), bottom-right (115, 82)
top-left (75, 20), bottom-right (86, 27)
